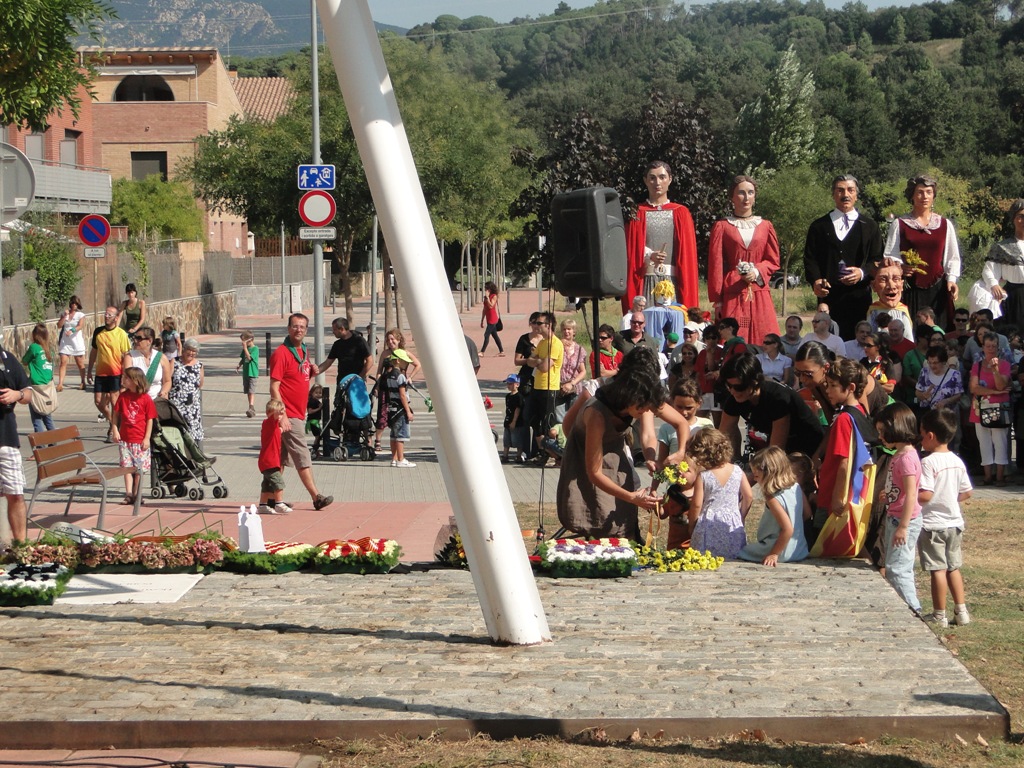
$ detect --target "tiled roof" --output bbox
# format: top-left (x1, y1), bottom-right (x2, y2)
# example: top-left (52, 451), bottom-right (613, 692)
top-left (231, 77), bottom-right (294, 122)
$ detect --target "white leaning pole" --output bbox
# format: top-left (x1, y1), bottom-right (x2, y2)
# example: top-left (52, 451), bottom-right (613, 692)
top-left (315, 0), bottom-right (550, 645)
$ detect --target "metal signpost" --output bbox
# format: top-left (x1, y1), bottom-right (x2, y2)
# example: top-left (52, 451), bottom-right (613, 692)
top-left (78, 214), bottom-right (111, 326)
top-left (1, 141), bottom-right (37, 332)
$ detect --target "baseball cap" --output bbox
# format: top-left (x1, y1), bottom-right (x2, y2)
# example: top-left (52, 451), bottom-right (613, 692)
top-left (665, 332), bottom-right (679, 343)
top-left (683, 322), bottom-right (700, 332)
top-left (390, 348), bottom-right (412, 363)
top-left (505, 374), bottom-right (520, 384)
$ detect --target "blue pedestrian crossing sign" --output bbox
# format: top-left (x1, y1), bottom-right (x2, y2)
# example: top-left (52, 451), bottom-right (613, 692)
top-left (297, 164), bottom-right (335, 190)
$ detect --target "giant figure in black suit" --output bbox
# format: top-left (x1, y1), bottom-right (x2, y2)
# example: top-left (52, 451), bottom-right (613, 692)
top-left (804, 175), bottom-right (884, 341)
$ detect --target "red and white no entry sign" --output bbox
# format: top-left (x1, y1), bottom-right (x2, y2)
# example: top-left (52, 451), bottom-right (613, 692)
top-left (298, 190), bottom-right (336, 228)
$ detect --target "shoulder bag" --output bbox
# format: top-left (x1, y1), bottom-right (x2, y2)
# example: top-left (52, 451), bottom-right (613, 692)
top-left (30, 381), bottom-right (59, 415)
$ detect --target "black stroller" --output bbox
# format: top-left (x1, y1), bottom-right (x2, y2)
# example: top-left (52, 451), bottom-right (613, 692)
top-left (149, 398), bottom-right (228, 500)
top-left (319, 373), bottom-right (376, 462)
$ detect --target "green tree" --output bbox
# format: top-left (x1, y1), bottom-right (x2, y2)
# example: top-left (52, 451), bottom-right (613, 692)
top-left (17, 212), bottom-right (81, 314)
top-left (755, 165), bottom-right (826, 315)
top-left (734, 46), bottom-right (817, 174)
top-left (0, 0), bottom-right (115, 131)
top-left (110, 176), bottom-right (205, 242)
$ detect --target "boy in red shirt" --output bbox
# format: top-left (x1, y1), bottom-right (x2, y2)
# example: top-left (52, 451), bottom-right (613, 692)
top-left (258, 399), bottom-right (291, 514)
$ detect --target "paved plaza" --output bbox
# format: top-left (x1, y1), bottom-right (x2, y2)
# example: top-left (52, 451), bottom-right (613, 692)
top-left (0, 290), bottom-right (1012, 755)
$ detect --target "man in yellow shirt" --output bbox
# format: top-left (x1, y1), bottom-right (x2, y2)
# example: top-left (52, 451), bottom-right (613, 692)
top-left (87, 306), bottom-right (131, 439)
top-left (526, 312), bottom-right (563, 459)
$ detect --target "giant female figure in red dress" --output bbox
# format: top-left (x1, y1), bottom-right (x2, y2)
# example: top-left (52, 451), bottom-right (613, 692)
top-left (883, 175), bottom-right (962, 330)
top-left (623, 161), bottom-right (699, 312)
top-left (707, 176), bottom-right (780, 342)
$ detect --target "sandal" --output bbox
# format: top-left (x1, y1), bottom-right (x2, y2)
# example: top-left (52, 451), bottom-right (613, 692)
top-left (373, 439), bottom-right (382, 451)
top-left (121, 495), bottom-right (135, 505)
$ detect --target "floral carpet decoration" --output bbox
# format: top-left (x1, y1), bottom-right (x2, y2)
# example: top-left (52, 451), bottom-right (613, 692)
top-left (535, 538), bottom-right (637, 579)
top-left (435, 532), bottom-right (468, 569)
top-left (8, 531), bottom-right (233, 574)
top-left (635, 545), bottom-right (725, 572)
top-left (220, 541), bottom-right (318, 574)
top-left (314, 538), bottom-right (403, 574)
top-left (0, 563), bottom-right (73, 606)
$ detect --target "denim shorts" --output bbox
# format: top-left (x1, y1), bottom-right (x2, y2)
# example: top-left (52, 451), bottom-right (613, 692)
top-left (390, 412), bottom-right (410, 441)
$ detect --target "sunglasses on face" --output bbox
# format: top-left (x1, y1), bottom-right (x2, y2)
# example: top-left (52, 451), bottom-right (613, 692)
top-left (631, 320), bottom-right (645, 326)
top-left (726, 380), bottom-right (750, 392)
top-left (598, 335), bottom-right (610, 341)
top-left (762, 340), bottom-right (776, 345)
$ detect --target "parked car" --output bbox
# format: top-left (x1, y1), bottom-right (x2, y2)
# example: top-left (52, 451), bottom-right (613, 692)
top-left (769, 272), bottom-right (801, 289)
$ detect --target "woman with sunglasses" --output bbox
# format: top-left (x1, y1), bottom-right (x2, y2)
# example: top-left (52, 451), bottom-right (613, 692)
top-left (588, 324), bottom-right (622, 380)
top-left (859, 332), bottom-right (899, 395)
top-left (719, 352), bottom-right (823, 459)
top-left (122, 326), bottom-right (172, 400)
top-left (792, 342), bottom-right (887, 458)
top-left (755, 333), bottom-right (792, 387)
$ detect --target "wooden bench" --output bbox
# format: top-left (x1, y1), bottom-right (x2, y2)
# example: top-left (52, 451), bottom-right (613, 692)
top-left (27, 426), bottom-right (141, 528)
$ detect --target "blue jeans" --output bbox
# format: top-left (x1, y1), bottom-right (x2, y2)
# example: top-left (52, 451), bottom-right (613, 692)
top-left (29, 405), bottom-right (54, 433)
top-left (883, 514), bottom-right (923, 612)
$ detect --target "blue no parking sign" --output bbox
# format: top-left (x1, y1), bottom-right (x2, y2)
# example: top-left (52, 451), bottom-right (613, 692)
top-left (78, 215), bottom-right (111, 246)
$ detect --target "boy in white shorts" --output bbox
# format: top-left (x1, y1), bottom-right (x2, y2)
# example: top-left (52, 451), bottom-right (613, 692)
top-left (917, 408), bottom-right (973, 628)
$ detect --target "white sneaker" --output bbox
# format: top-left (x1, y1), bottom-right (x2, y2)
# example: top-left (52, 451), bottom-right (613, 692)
top-left (97, 412), bottom-right (107, 422)
top-left (518, 452), bottom-right (528, 464)
top-left (257, 504), bottom-right (276, 515)
top-left (390, 459), bottom-right (398, 467)
top-left (954, 608), bottom-right (971, 626)
top-left (393, 459), bottom-right (416, 468)
top-left (274, 502), bottom-right (293, 515)
top-left (924, 612), bottom-right (948, 629)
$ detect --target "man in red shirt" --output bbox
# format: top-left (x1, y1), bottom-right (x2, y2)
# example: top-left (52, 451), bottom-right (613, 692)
top-left (269, 313), bottom-right (333, 511)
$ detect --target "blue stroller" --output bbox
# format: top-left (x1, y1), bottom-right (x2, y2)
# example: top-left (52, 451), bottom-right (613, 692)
top-left (321, 373), bottom-right (376, 461)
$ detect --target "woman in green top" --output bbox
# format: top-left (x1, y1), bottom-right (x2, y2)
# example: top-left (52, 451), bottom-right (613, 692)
top-left (117, 283), bottom-right (147, 339)
top-left (22, 323), bottom-right (55, 432)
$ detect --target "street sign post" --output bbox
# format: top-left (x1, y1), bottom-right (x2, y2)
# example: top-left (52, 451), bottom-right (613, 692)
top-left (78, 215), bottom-right (111, 328)
top-left (298, 164), bottom-right (336, 190)
top-left (298, 190), bottom-right (336, 228)
top-left (1, 141), bottom-right (38, 332)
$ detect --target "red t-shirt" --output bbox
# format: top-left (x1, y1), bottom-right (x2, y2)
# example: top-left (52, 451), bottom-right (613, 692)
top-left (259, 417), bottom-right (283, 472)
top-left (114, 390), bottom-right (156, 444)
top-left (891, 337), bottom-right (915, 361)
top-left (270, 342), bottom-right (312, 419)
top-left (817, 406), bottom-right (861, 513)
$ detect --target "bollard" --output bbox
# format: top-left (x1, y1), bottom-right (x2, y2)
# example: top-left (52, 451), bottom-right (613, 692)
top-left (265, 332), bottom-right (272, 376)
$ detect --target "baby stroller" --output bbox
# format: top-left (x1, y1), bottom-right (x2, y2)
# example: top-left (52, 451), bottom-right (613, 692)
top-left (149, 398), bottom-right (229, 500)
top-left (321, 373), bottom-right (376, 462)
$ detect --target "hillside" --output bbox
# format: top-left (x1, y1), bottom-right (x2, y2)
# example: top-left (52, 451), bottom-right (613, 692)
top-left (95, 0), bottom-right (406, 56)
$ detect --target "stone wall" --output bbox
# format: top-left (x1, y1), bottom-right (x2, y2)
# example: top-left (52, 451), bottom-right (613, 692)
top-left (235, 281), bottom-right (312, 316)
top-left (1, 292), bottom-right (235, 357)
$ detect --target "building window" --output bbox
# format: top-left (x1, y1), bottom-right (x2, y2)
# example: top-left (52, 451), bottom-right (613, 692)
top-left (60, 130), bottom-right (80, 168)
top-left (131, 151), bottom-right (168, 181)
top-left (113, 75), bottom-right (174, 102)
top-left (24, 133), bottom-right (45, 162)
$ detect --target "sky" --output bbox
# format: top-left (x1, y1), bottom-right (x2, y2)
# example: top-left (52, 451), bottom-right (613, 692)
top-left (368, 0), bottom-right (922, 30)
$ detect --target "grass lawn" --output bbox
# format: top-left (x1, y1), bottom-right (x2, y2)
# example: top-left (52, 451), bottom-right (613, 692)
top-left (311, 495), bottom-right (1024, 767)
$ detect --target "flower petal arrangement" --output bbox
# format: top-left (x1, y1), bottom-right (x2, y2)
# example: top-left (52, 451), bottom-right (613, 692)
top-left (536, 538), bottom-right (637, 579)
top-left (314, 538), bottom-right (402, 575)
top-left (654, 460), bottom-right (690, 487)
top-left (635, 545), bottom-right (725, 572)
top-left (0, 563), bottom-right (73, 606)
top-left (436, 533), bottom-right (468, 569)
top-left (8, 531), bottom-right (233, 574)
top-left (220, 541), bottom-right (318, 574)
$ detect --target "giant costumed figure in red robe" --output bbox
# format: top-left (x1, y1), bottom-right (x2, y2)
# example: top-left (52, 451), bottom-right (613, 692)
top-left (623, 160), bottom-right (699, 313)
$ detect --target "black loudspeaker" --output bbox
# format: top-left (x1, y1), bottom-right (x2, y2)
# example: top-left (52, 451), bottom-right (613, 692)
top-left (551, 186), bottom-right (627, 298)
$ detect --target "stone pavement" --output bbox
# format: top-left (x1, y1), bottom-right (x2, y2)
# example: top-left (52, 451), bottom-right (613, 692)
top-left (0, 289), bottom-right (1012, 753)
